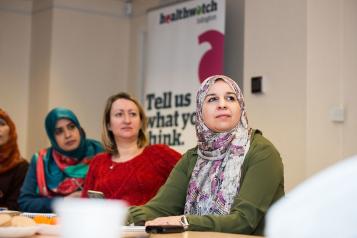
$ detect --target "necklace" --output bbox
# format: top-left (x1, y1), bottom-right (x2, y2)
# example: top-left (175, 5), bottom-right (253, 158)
top-left (109, 160), bottom-right (118, 170)
top-left (109, 160), bottom-right (121, 170)
top-left (109, 147), bottom-right (143, 170)
top-left (110, 155), bottom-right (120, 170)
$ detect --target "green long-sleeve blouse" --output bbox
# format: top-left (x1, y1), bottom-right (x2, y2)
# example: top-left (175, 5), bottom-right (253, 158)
top-left (128, 130), bottom-right (284, 235)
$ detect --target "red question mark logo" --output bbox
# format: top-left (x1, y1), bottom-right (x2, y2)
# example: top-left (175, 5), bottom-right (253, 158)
top-left (198, 30), bottom-right (225, 83)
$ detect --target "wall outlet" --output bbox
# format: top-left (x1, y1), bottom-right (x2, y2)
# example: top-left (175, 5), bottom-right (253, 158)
top-left (329, 107), bottom-right (345, 123)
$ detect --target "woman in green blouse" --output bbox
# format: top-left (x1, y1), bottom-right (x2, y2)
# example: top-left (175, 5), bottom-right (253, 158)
top-left (128, 75), bottom-right (284, 235)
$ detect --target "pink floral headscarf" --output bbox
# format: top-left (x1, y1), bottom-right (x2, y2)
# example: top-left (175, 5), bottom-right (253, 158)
top-left (184, 75), bottom-right (252, 215)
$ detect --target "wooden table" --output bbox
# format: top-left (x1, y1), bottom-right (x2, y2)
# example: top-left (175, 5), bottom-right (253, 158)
top-left (31, 231), bottom-right (263, 238)
top-left (150, 232), bottom-right (263, 238)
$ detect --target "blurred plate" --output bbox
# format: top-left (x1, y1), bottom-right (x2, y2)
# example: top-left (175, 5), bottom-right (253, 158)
top-left (20, 212), bottom-right (56, 218)
top-left (0, 226), bottom-right (38, 238)
top-left (37, 224), bottom-right (60, 235)
top-left (0, 210), bottom-right (21, 216)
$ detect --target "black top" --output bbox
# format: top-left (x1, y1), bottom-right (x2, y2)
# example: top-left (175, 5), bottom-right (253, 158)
top-left (0, 160), bottom-right (29, 210)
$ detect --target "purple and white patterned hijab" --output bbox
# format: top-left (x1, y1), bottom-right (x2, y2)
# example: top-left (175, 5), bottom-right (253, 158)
top-left (184, 75), bottom-right (252, 215)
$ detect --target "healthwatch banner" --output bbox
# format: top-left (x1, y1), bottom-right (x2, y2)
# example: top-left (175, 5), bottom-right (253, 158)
top-left (144, 0), bottom-right (225, 153)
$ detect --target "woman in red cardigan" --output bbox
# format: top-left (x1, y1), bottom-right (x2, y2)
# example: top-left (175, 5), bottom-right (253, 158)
top-left (82, 92), bottom-right (181, 205)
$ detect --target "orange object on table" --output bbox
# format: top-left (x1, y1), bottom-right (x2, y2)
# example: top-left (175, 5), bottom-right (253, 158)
top-left (33, 215), bottom-right (57, 225)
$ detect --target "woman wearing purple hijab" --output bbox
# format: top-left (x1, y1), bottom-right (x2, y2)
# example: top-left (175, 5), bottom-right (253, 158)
top-left (128, 75), bottom-right (284, 235)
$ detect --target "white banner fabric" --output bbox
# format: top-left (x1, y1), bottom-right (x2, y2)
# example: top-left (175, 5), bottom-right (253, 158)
top-left (145, 0), bottom-right (226, 153)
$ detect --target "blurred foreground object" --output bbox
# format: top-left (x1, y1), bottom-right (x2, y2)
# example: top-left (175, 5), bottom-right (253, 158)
top-left (54, 198), bottom-right (127, 238)
top-left (265, 154), bottom-right (357, 238)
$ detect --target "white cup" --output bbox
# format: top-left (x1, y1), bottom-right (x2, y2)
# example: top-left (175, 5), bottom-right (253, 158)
top-left (54, 198), bottom-right (128, 238)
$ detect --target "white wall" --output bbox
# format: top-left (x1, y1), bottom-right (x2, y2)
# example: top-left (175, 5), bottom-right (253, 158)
top-left (27, 0), bottom-right (53, 159)
top-left (1, 0), bottom-right (132, 158)
top-left (245, 0), bottom-right (357, 190)
top-left (306, 0), bottom-right (357, 176)
top-left (128, 0), bottom-right (160, 100)
top-left (244, 0), bottom-right (308, 190)
top-left (48, 0), bottom-right (131, 148)
top-left (0, 0), bottom-right (31, 157)
top-left (342, 0), bottom-right (357, 158)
